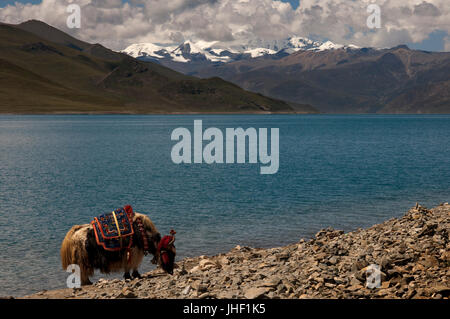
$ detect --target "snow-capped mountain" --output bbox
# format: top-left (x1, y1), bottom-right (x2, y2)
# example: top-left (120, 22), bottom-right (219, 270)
top-left (238, 37), bottom-right (328, 53)
top-left (121, 37), bottom-right (360, 64)
top-left (123, 40), bottom-right (236, 64)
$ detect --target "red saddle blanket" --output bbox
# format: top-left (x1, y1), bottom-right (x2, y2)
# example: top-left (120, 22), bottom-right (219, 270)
top-left (91, 206), bottom-right (135, 252)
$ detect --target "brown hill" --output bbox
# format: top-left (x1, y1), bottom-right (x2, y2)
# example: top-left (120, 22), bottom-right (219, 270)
top-left (0, 20), bottom-right (317, 114)
top-left (192, 46), bottom-right (450, 113)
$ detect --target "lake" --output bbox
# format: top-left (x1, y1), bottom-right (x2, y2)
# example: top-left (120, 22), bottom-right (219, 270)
top-left (0, 114), bottom-right (449, 296)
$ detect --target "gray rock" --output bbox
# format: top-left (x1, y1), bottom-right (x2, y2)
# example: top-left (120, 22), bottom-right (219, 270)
top-left (244, 287), bottom-right (268, 299)
top-left (182, 285), bottom-right (191, 295)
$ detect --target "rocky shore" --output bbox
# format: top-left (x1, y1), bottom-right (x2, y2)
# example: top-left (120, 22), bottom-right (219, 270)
top-left (24, 203), bottom-right (449, 299)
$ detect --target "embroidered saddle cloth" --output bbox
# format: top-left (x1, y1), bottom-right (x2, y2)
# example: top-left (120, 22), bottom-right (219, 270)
top-left (92, 207), bottom-right (135, 251)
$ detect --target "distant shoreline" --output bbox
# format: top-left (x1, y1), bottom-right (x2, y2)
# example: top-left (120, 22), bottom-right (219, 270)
top-left (2, 112), bottom-right (450, 116)
top-left (0, 111), bottom-right (316, 115)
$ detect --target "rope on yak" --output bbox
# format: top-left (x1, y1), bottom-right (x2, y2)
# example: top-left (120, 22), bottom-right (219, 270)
top-left (136, 217), bottom-right (149, 255)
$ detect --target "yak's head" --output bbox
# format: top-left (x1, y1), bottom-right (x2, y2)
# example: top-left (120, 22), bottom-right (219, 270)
top-left (132, 211), bottom-right (163, 260)
top-left (132, 210), bottom-right (176, 275)
top-left (156, 230), bottom-right (176, 275)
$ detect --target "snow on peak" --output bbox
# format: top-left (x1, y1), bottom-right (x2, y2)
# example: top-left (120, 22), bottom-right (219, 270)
top-left (122, 43), bottom-right (173, 59)
top-left (122, 37), bottom-right (360, 63)
top-left (317, 41), bottom-right (344, 51)
top-left (287, 37), bottom-right (322, 50)
top-left (314, 41), bottom-right (361, 52)
top-left (244, 48), bottom-right (277, 58)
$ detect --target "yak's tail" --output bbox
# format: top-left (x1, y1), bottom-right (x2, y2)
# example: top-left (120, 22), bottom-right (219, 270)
top-left (60, 225), bottom-right (85, 270)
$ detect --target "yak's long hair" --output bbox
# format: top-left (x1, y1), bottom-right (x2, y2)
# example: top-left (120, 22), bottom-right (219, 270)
top-left (61, 212), bottom-right (161, 285)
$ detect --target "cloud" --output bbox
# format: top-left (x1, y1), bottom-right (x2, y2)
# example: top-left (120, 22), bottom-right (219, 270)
top-left (444, 36), bottom-right (450, 51)
top-left (414, 1), bottom-right (441, 16)
top-left (295, 0), bottom-right (450, 49)
top-left (0, 0), bottom-right (449, 51)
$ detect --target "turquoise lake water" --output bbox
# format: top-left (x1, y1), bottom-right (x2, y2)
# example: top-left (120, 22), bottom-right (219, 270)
top-left (0, 114), bottom-right (449, 296)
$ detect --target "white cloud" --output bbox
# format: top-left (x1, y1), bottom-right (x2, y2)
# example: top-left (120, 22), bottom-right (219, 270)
top-left (0, 0), bottom-right (449, 51)
top-left (444, 36), bottom-right (450, 51)
top-left (295, 0), bottom-right (450, 49)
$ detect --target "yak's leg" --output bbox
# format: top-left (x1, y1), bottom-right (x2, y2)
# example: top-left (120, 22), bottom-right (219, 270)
top-left (123, 271), bottom-right (132, 280)
top-left (132, 270), bottom-right (142, 279)
top-left (80, 266), bottom-right (93, 286)
top-left (128, 248), bottom-right (144, 279)
top-left (81, 278), bottom-right (93, 286)
top-left (123, 261), bottom-right (132, 280)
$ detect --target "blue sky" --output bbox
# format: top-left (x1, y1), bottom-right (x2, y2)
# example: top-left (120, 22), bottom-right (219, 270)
top-left (1, 0), bottom-right (41, 6)
top-left (1, 0), bottom-right (448, 51)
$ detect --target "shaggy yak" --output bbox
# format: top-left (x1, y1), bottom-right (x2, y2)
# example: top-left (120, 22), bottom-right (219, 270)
top-left (61, 205), bottom-right (176, 285)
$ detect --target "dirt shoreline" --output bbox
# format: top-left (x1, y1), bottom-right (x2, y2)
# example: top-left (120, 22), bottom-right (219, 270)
top-left (20, 203), bottom-right (450, 299)
top-left (0, 111), bottom-right (315, 115)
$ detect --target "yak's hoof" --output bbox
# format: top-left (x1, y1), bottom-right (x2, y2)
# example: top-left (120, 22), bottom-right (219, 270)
top-left (132, 270), bottom-right (142, 279)
top-left (123, 272), bottom-right (132, 280)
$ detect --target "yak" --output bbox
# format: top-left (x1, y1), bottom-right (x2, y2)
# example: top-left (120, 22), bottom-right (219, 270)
top-left (61, 208), bottom-right (176, 285)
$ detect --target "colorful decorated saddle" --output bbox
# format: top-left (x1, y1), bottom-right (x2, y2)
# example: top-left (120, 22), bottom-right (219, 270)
top-left (92, 205), bottom-right (135, 252)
